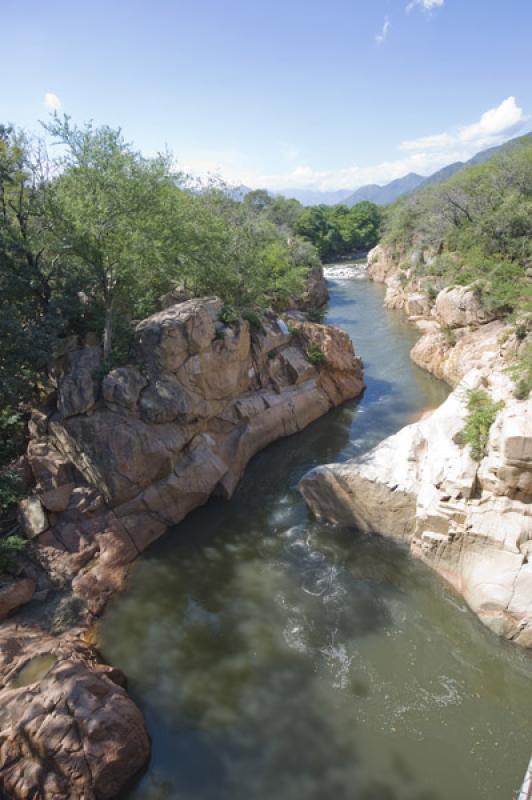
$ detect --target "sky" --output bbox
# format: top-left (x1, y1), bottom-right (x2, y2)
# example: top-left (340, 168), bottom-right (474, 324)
top-left (2, 0), bottom-right (532, 192)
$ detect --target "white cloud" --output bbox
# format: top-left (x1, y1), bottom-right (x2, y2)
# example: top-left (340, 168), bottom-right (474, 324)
top-left (406, 0), bottom-right (444, 11)
top-left (400, 96), bottom-right (527, 153)
top-left (375, 16), bottom-right (390, 45)
top-left (44, 92), bottom-right (61, 110)
top-left (176, 97), bottom-right (528, 194)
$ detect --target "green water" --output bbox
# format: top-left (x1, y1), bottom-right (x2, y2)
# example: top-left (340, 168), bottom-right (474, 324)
top-left (100, 268), bottom-right (532, 800)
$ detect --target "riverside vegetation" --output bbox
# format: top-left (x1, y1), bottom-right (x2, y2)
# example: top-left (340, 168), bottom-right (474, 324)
top-left (0, 115), bottom-right (370, 800)
top-left (1, 112), bottom-right (532, 799)
top-left (0, 116), bottom-right (380, 527)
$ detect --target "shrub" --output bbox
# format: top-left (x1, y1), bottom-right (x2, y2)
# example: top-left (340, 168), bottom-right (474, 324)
top-left (0, 535), bottom-right (27, 574)
top-left (508, 343), bottom-right (532, 400)
top-left (426, 283), bottom-right (438, 303)
top-left (219, 305), bottom-right (239, 325)
top-left (306, 343), bottom-right (326, 366)
top-left (441, 326), bottom-right (457, 347)
top-left (0, 408), bottom-right (26, 468)
top-left (462, 389), bottom-right (504, 461)
top-left (241, 308), bottom-right (263, 330)
top-left (306, 307), bottom-right (325, 323)
top-left (0, 470), bottom-right (24, 512)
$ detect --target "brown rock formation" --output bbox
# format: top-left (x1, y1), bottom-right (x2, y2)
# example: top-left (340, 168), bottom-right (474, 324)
top-left (24, 299), bottom-right (363, 623)
top-left (0, 626), bottom-right (149, 799)
top-left (1, 296), bottom-right (363, 798)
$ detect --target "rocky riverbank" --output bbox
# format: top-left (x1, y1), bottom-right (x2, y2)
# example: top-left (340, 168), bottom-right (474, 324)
top-left (0, 289), bottom-right (363, 800)
top-left (300, 244), bottom-right (532, 647)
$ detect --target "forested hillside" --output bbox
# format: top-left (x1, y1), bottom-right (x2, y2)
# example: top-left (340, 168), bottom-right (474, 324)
top-left (383, 138), bottom-right (532, 316)
top-left (381, 136), bottom-right (532, 397)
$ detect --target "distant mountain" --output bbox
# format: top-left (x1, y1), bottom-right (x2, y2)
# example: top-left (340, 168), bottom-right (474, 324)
top-left (238, 132), bottom-right (532, 209)
top-left (275, 188), bottom-right (353, 206)
top-left (417, 132), bottom-right (532, 192)
top-left (343, 172), bottom-right (425, 207)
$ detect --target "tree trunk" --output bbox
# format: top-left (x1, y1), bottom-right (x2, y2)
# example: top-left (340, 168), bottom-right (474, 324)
top-left (103, 302), bottom-right (113, 360)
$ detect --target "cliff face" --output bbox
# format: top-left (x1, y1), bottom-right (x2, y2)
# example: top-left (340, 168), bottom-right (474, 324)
top-left (300, 245), bottom-right (532, 647)
top-left (0, 296), bottom-right (364, 800)
top-left (22, 297), bottom-right (363, 618)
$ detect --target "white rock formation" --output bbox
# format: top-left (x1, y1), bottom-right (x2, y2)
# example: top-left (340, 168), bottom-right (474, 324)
top-left (300, 371), bottom-right (532, 646)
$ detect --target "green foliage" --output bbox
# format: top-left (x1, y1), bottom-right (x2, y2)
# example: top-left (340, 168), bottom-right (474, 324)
top-left (382, 138), bottom-right (532, 320)
top-left (219, 305), bottom-right (240, 325)
top-left (0, 408), bottom-right (25, 467)
top-left (241, 308), bottom-right (263, 330)
top-left (306, 343), bottom-right (326, 366)
top-left (0, 535), bottom-right (27, 574)
top-left (441, 326), bottom-right (457, 347)
top-left (295, 201), bottom-right (382, 260)
top-left (0, 116), bottom-right (321, 470)
top-left (306, 306), bottom-right (325, 323)
top-left (462, 389), bottom-right (504, 461)
top-left (0, 470), bottom-right (24, 511)
top-left (508, 343), bottom-right (532, 400)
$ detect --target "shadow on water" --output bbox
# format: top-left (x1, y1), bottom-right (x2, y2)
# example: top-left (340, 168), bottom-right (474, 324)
top-left (103, 275), bottom-right (532, 800)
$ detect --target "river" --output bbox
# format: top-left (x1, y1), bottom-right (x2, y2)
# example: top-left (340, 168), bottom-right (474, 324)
top-left (99, 265), bottom-right (532, 800)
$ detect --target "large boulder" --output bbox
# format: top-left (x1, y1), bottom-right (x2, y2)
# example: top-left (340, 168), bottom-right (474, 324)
top-left (102, 367), bottom-right (147, 412)
top-left (0, 578), bottom-right (35, 619)
top-left (367, 245), bottom-right (399, 284)
top-left (18, 496), bottom-right (48, 538)
top-left (435, 286), bottom-right (496, 329)
top-left (406, 291), bottom-right (432, 317)
top-left (57, 347), bottom-right (102, 418)
top-left (478, 397), bottom-right (532, 500)
top-left (134, 296), bottom-right (222, 371)
top-left (0, 627), bottom-right (149, 800)
top-left (410, 320), bottom-right (507, 386)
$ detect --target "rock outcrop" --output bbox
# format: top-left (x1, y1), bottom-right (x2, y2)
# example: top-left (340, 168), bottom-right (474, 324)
top-left (0, 626), bottom-right (149, 799)
top-left (301, 244), bottom-right (532, 647)
top-left (300, 371), bottom-right (532, 645)
top-left (1, 296), bottom-right (363, 799)
top-left (285, 265), bottom-right (329, 310)
top-left (23, 298), bottom-right (363, 622)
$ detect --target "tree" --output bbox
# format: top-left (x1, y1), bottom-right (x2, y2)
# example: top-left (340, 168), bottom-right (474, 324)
top-left (44, 115), bottom-right (173, 357)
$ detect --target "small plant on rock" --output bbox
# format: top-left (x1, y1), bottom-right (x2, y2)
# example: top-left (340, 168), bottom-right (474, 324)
top-left (219, 305), bottom-right (239, 325)
top-left (241, 308), bottom-right (263, 330)
top-left (463, 388), bottom-right (504, 461)
top-left (306, 307), bottom-right (325, 323)
top-left (306, 343), bottom-right (326, 366)
top-left (0, 535), bottom-right (27, 575)
top-left (507, 343), bottom-right (532, 400)
top-left (441, 325), bottom-right (457, 347)
top-left (0, 470), bottom-right (24, 512)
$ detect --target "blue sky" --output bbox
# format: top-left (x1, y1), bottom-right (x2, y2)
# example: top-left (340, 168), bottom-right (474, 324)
top-left (2, 0), bottom-right (531, 191)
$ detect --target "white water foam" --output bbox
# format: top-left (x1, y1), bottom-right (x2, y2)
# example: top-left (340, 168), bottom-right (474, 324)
top-left (323, 262), bottom-right (367, 281)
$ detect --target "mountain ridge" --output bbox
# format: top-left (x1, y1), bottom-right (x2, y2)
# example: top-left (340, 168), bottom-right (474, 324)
top-left (272, 131), bottom-right (532, 207)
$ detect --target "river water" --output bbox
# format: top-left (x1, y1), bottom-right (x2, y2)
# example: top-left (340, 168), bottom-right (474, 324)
top-left (99, 266), bottom-right (532, 800)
